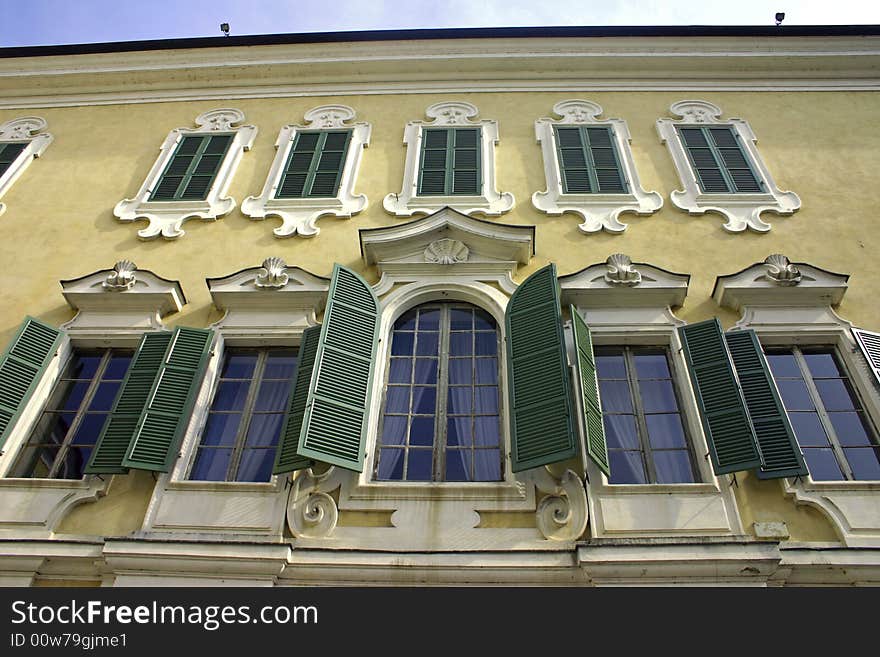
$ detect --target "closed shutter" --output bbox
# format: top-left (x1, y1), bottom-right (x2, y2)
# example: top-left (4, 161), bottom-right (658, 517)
top-left (725, 330), bottom-right (807, 479)
top-left (84, 331), bottom-right (172, 474)
top-left (0, 317), bottom-right (64, 449)
top-left (0, 142), bottom-right (27, 177)
top-left (149, 134), bottom-right (233, 201)
top-left (273, 325), bottom-right (321, 474)
top-left (677, 126), bottom-right (763, 194)
top-left (570, 306), bottom-right (609, 476)
top-left (276, 130), bottom-right (351, 199)
top-left (555, 126), bottom-right (627, 194)
top-left (678, 319), bottom-right (761, 475)
top-left (122, 327), bottom-right (214, 472)
top-left (418, 128), bottom-right (481, 196)
top-left (297, 265), bottom-right (379, 472)
top-left (506, 264), bottom-right (578, 472)
top-left (853, 328), bottom-right (880, 388)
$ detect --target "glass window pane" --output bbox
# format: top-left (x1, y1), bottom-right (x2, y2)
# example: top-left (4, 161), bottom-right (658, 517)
top-left (634, 352), bottom-right (670, 379)
top-left (447, 416), bottom-right (471, 447)
top-left (639, 380), bottom-right (678, 413)
top-left (407, 449), bottom-right (433, 481)
top-left (55, 380), bottom-right (90, 412)
top-left (377, 448), bottom-right (404, 480)
top-left (475, 386), bottom-right (499, 414)
top-left (409, 415), bottom-right (435, 446)
top-left (474, 416), bottom-right (500, 447)
top-left (70, 413), bottom-right (109, 445)
top-left (212, 381), bottom-right (251, 411)
top-left (245, 414), bottom-right (284, 447)
top-left (201, 413), bottom-right (241, 446)
top-left (449, 332), bottom-right (472, 356)
top-left (777, 380), bottom-right (815, 411)
top-left (474, 449), bottom-right (501, 481)
top-left (68, 354), bottom-right (101, 380)
top-left (445, 449), bottom-right (469, 481)
top-left (391, 332), bottom-right (414, 356)
top-left (448, 358), bottom-right (472, 385)
top-left (254, 380), bottom-right (293, 412)
top-left (263, 350), bottom-right (297, 379)
top-left (803, 352), bottom-right (843, 379)
top-left (103, 355), bottom-right (132, 380)
top-left (416, 332), bottom-right (439, 356)
top-left (17, 445), bottom-right (57, 478)
top-left (395, 310), bottom-right (417, 331)
top-left (35, 412), bottom-right (76, 446)
top-left (609, 451), bottom-right (647, 484)
top-left (54, 447), bottom-right (91, 479)
top-left (653, 450), bottom-right (695, 483)
top-left (190, 448), bottom-right (233, 481)
top-left (417, 309), bottom-right (440, 331)
top-left (473, 310), bottom-right (495, 331)
top-left (766, 353), bottom-right (801, 378)
top-left (413, 359), bottom-right (438, 384)
top-left (235, 449), bottom-right (276, 482)
top-left (221, 352), bottom-right (257, 379)
top-left (475, 358), bottom-right (498, 385)
top-left (844, 447), bottom-right (880, 481)
top-left (87, 382), bottom-right (121, 412)
top-left (645, 413), bottom-right (686, 449)
top-left (599, 381), bottom-right (633, 413)
top-left (388, 358), bottom-right (412, 384)
top-left (412, 387), bottom-right (437, 414)
top-left (474, 333), bottom-right (497, 356)
top-left (385, 386), bottom-right (410, 414)
top-left (380, 416), bottom-right (407, 446)
top-left (829, 412), bottom-right (874, 447)
top-left (789, 412), bottom-right (829, 447)
top-left (814, 379), bottom-right (858, 412)
top-left (450, 308), bottom-right (472, 331)
top-left (603, 414), bottom-right (639, 449)
top-left (595, 353), bottom-right (626, 379)
top-left (447, 386), bottom-right (472, 415)
top-left (803, 448), bottom-right (845, 481)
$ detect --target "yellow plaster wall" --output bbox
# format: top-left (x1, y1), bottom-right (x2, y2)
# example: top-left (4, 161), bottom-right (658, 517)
top-left (1, 87), bottom-right (877, 543)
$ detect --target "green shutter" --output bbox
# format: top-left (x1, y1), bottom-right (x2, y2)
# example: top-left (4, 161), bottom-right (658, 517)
top-left (725, 330), bottom-right (807, 479)
top-left (297, 265), bottom-right (379, 472)
top-left (273, 325), bottom-right (321, 474)
top-left (84, 331), bottom-right (172, 474)
top-left (678, 319), bottom-right (761, 475)
top-left (0, 317), bottom-right (64, 449)
top-left (418, 128), bottom-right (481, 196)
top-left (853, 328), bottom-right (880, 388)
top-left (276, 130), bottom-right (351, 199)
top-left (570, 306), bottom-right (609, 476)
top-left (678, 126), bottom-right (762, 194)
top-left (149, 134), bottom-right (233, 201)
top-left (122, 327), bottom-right (214, 472)
top-left (0, 142), bottom-right (27, 177)
top-left (555, 126), bottom-right (627, 194)
top-left (506, 265), bottom-right (577, 472)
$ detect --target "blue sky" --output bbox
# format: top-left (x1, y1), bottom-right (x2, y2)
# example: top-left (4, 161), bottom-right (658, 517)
top-left (2, 0), bottom-right (879, 47)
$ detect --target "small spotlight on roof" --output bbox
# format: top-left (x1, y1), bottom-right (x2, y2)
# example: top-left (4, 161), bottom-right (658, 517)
top-left (220, 22), bottom-right (230, 36)
top-left (775, 12), bottom-right (785, 26)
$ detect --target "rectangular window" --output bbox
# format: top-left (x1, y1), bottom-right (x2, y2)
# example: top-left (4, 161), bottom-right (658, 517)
top-left (275, 130), bottom-right (352, 199)
top-left (149, 134), bottom-right (233, 201)
top-left (0, 142), bottom-right (27, 178)
top-left (190, 348), bottom-right (297, 483)
top-left (595, 346), bottom-right (697, 484)
top-left (418, 128), bottom-right (481, 196)
top-left (12, 350), bottom-right (132, 479)
top-left (677, 126), bottom-right (763, 193)
top-left (766, 347), bottom-right (880, 481)
top-left (554, 126), bottom-right (627, 194)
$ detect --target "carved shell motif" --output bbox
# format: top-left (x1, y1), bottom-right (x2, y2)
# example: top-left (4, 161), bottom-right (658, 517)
top-left (255, 256), bottom-right (289, 288)
top-left (424, 239), bottom-right (469, 265)
top-left (604, 253), bottom-right (641, 286)
top-left (763, 254), bottom-right (801, 286)
top-left (103, 260), bottom-right (137, 291)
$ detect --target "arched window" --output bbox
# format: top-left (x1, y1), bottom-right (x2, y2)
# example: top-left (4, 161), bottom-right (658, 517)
top-left (375, 302), bottom-right (503, 482)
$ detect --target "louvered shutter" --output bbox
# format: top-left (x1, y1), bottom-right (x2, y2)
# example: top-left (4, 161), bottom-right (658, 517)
top-left (418, 128), bottom-right (450, 195)
top-left (85, 331), bottom-right (172, 474)
top-left (276, 131), bottom-right (351, 199)
top-left (451, 128), bottom-right (480, 194)
top-left (122, 327), bottom-right (214, 472)
top-left (150, 134), bottom-right (232, 201)
top-left (296, 265), bottom-right (379, 472)
top-left (0, 317), bottom-right (64, 449)
top-left (0, 142), bottom-right (27, 177)
top-left (678, 319), bottom-right (761, 475)
top-left (853, 328), bottom-right (880, 388)
top-left (570, 306), bottom-right (609, 476)
top-left (678, 126), bottom-right (762, 194)
top-left (418, 128), bottom-right (481, 196)
top-left (725, 330), bottom-right (807, 479)
top-left (555, 127), bottom-right (626, 195)
top-left (506, 265), bottom-right (578, 472)
top-left (273, 325), bottom-right (321, 474)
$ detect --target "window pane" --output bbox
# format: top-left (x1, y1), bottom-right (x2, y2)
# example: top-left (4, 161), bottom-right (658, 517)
top-left (603, 414), bottom-right (639, 449)
top-left (380, 416), bottom-right (407, 446)
top-left (450, 308), bottom-right (472, 331)
top-left (474, 386), bottom-right (499, 414)
top-left (599, 381), bottom-right (633, 413)
top-left (475, 358), bottom-right (497, 385)
top-left (814, 379), bottom-right (858, 412)
top-left (639, 380), bottom-right (678, 413)
top-left (70, 413), bottom-right (109, 445)
top-left (474, 333), bottom-right (496, 356)
top-left (221, 353), bottom-right (257, 379)
top-left (447, 387), bottom-right (472, 415)
top-left (87, 382), bottom-right (121, 412)
top-left (409, 416), bottom-right (435, 446)
top-left (829, 412), bottom-right (873, 447)
top-left (474, 310), bottom-right (495, 331)
top-left (69, 355), bottom-right (101, 380)
top-left (377, 448), bottom-right (404, 480)
top-left (235, 449), bottom-right (276, 482)
top-left (596, 353), bottom-right (626, 379)
top-left (385, 386), bottom-right (409, 414)
top-left (416, 333), bottom-right (439, 356)
top-left (407, 449), bottom-right (433, 481)
top-left (104, 355), bottom-right (132, 380)
top-left (474, 416), bottom-right (500, 447)
top-left (212, 381), bottom-right (251, 411)
top-left (447, 416), bottom-right (471, 447)
top-left (777, 380), bottom-right (814, 411)
top-left (36, 412), bottom-right (76, 445)
top-left (263, 350), bottom-right (298, 379)
top-left (254, 380), bottom-right (293, 412)
top-left (388, 358), bottom-right (412, 384)
top-left (645, 414), bottom-right (686, 449)
top-left (803, 352), bottom-right (843, 379)
top-left (55, 381), bottom-right (90, 412)
top-left (190, 448), bottom-right (233, 481)
top-left (766, 353), bottom-right (801, 378)
top-left (844, 447), bottom-right (880, 480)
top-left (417, 309), bottom-right (440, 331)
top-left (609, 451), bottom-right (647, 484)
top-left (445, 449), bottom-right (469, 481)
top-left (803, 448), bottom-right (845, 481)
top-left (201, 413), bottom-right (241, 446)
top-left (412, 387), bottom-right (437, 414)
top-left (413, 359), bottom-right (438, 384)
top-left (395, 310), bottom-right (417, 331)
top-left (244, 414), bottom-right (284, 447)
top-left (391, 332), bottom-right (414, 356)
top-left (634, 353), bottom-right (670, 379)
top-left (789, 412), bottom-right (829, 447)
top-left (449, 332), bottom-right (472, 356)
top-left (473, 449), bottom-right (501, 481)
top-left (54, 447), bottom-right (91, 480)
top-left (653, 450), bottom-right (695, 484)
top-left (448, 358), bottom-right (472, 385)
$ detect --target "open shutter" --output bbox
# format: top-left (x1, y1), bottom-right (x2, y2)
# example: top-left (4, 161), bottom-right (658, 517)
top-left (0, 317), bottom-right (64, 449)
top-left (273, 325), bottom-right (321, 474)
top-left (506, 264), bottom-right (577, 472)
top-left (570, 306), bottom-right (609, 476)
top-left (853, 328), bottom-right (880, 388)
top-left (84, 331), bottom-right (172, 474)
top-left (297, 265), bottom-right (379, 472)
top-left (725, 330), bottom-right (808, 479)
top-left (678, 318), bottom-right (761, 475)
top-left (122, 327), bottom-right (214, 472)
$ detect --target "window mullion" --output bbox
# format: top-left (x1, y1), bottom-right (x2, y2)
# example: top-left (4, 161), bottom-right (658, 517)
top-left (580, 127), bottom-right (600, 194)
top-left (225, 350), bottom-right (265, 482)
top-left (434, 306), bottom-right (452, 482)
top-left (625, 348), bottom-right (656, 483)
top-left (445, 129), bottom-right (455, 196)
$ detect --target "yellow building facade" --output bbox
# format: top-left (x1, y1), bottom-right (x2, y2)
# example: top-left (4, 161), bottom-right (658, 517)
top-left (0, 26), bottom-right (878, 585)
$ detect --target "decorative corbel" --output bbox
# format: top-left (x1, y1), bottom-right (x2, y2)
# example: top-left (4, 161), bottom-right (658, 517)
top-left (286, 466), bottom-right (347, 539)
top-left (529, 465), bottom-right (589, 541)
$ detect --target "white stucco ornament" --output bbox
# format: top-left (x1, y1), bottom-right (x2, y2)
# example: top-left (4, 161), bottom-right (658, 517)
top-left (254, 256), bottom-right (290, 288)
top-left (604, 253), bottom-right (642, 286)
top-left (763, 253), bottom-right (802, 286)
top-left (102, 259), bottom-right (137, 291)
top-left (424, 238), bottom-right (469, 264)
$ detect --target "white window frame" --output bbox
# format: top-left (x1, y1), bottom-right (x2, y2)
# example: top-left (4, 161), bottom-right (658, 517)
top-left (242, 104), bottom-right (371, 238)
top-left (656, 100), bottom-right (800, 233)
top-left (114, 108), bottom-right (257, 240)
top-left (0, 116), bottom-right (53, 217)
top-left (383, 101), bottom-right (514, 218)
top-left (532, 100), bottom-right (662, 234)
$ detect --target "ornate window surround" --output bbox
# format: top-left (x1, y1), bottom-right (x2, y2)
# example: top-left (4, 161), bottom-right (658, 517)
top-left (241, 104), bottom-right (371, 238)
top-left (715, 255), bottom-right (880, 547)
top-left (656, 100), bottom-right (800, 233)
top-left (0, 116), bottom-right (53, 217)
top-left (532, 100), bottom-right (662, 234)
top-left (559, 254), bottom-right (744, 539)
top-left (0, 261), bottom-right (184, 539)
top-left (383, 101), bottom-right (515, 218)
top-left (114, 108), bottom-right (257, 240)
